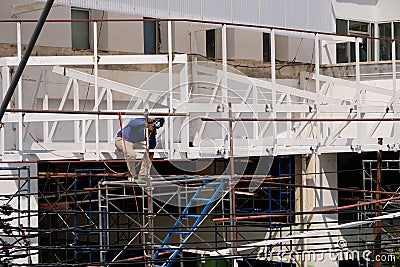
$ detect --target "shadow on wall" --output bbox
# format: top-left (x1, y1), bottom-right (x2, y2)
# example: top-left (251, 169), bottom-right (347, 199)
top-left (336, 0), bottom-right (378, 5)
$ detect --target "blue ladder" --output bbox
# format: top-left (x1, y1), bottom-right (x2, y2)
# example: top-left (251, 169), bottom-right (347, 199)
top-left (154, 180), bottom-right (226, 267)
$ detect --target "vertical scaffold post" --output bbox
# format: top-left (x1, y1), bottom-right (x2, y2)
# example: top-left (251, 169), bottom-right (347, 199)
top-left (374, 138), bottom-right (383, 267)
top-left (144, 109), bottom-right (154, 266)
top-left (228, 102), bottom-right (238, 266)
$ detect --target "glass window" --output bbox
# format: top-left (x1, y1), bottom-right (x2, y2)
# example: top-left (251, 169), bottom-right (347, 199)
top-left (337, 19), bottom-right (372, 63)
top-left (336, 19), bottom-right (348, 63)
top-left (71, 9), bottom-right (90, 50)
top-left (349, 21), bottom-right (370, 62)
top-left (395, 22), bottom-right (400, 60)
top-left (263, 33), bottom-right (271, 63)
top-left (379, 23), bottom-right (392, 61)
top-left (143, 18), bottom-right (158, 54)
top-left (206, 29), bottom-right (216, 59)
top-left (349, 21), bottom-right (369, 34)
top-left (350, 37), bottom-right (368, 62)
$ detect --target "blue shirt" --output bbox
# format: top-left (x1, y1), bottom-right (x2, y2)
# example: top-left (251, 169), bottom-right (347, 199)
top-left (116, 118), bottom-right (157, 149)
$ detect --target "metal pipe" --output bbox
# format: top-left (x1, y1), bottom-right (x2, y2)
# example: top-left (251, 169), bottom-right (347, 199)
top-left (228, 102), bottom-right (237, 256)
top-left (374, 138), bottom-right (383, 267)
top-left (6, 108), bottom-right (188, 116)
top-left (262, 180), bottom-right (400, 196)
top-left (0, 0), bottom-right (54, 122)
top-left (202, 117), bottom-right (400, 122)
top-left (212, 194), bottom-right (400, 222)
top-left (144, 109), bottom-right (154, 266)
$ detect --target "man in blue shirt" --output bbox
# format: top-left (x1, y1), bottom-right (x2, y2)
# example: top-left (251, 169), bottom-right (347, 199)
top-left (115, 117), bottom-right (164, 180)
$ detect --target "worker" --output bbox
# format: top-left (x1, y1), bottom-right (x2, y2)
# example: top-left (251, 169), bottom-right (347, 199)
top-left (115, 117), bottom-right (165, 180)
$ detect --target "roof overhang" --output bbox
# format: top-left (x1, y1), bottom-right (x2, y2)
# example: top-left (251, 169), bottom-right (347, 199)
top-left (35, 0), bottom-right (333, 33)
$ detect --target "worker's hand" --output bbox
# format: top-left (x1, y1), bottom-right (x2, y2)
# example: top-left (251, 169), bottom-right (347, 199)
top-left (147, 118), bottom-right (155, 124)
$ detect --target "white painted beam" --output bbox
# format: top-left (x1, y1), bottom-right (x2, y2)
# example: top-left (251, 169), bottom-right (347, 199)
top-left (52, 66), bottom-right (180, 107)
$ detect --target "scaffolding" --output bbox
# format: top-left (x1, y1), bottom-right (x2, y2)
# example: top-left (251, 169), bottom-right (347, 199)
top-left (2, 155), bottom-right (400, 266)
top-left (32, 157), bottom-right (297, 267)
top-left (0, 166), bottom-right (33, 266)
top-left (361, 159), bottom-right (400, 253)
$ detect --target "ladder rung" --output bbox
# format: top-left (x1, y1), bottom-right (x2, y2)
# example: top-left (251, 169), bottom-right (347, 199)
top-left (170, 231), bottom-right (190, 235)
top-left (182, 214), bottom-right (201, 219)
top-left (207, 182), bottom-right (223, 187)
top-left (192, 198), bottom-right (210, 202)
top-left (157, 249), bottom-right (175, 253)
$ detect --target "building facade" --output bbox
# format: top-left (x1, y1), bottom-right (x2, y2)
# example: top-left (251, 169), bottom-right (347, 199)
top-left (0, 1), bottom-right (400, 267)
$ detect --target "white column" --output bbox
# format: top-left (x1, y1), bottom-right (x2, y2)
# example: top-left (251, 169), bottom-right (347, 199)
top-left (1, 66), bottom-right (10, 155)
top-left (107, 88), bottom-right (113, 143)
top-left (179, 56), bottom-right (189, 152)
top-left (374, 23), bottom-right (379, 62)
top-left (94, 21), bottom-right (100, 160)
top-left (222, 24), bottom-right (228, 156)
top-left (81, 119), bottom-right (86, 153)
top-left (271, 29), bottom-right (277, 154)
top-left (168, 20), bottom-right (174, 159)
top-left (43, 70), bottom-right (49, 143)
top-left (222, 24), bottom-right (228, 105)
top-left (17, 22), bottom-right (23, 151)
top-left (392, 29), bottom-right (398, 146)
top-left (73, 80), bottom-right (80, 143)
top-left (355, 37), bottom-right (364, 146)
top-left (315, 34), bottom-right (321, 141)
top-left (253, 84), bottom-right (258, 139)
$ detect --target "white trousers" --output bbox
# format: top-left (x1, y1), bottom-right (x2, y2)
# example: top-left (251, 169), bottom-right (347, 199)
top-left (115, 136), bottom-right (154, 178)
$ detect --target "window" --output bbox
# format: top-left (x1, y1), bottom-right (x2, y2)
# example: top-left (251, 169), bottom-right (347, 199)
top-left (336, 19), bottom-right (348, 63)
top-left (336, 19), bottom-right (373, 63)
top-left (349, 21), bottom-right (370, 62)
top-left (263, 33), bottom-right (271, 62)
top-left (379, 22), bottom-right (400, 61)
top-left (395, 23), bottom-right (400, 60)
top-left (143, 18), bottom-right (159, 54)
top-left (379, 23), bottom-right (391, 61)
top-left (71, 8), bottom-right (90, 50)
top-left (206, 29), bottom-right (216, 59)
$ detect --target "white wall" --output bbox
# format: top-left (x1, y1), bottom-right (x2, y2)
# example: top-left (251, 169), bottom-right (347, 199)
top-left (0, 1), bottom-right (71, 47)
top-left (106, 13), bottom-right (143, 53)
top-left (276, 35), bottom-right (290, 62)
top-left (232, 29), bottom-right (262, 61)
top-left (333, 0), bottom-right (377, 21)
top-left (334, 0), bottom-right (400, 22)
top-left (375, 0), bottom-right (400, 22)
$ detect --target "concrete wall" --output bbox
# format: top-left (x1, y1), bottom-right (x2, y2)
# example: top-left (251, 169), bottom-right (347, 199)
top-left (232, 29), bottom-right (262, 61)
top-left (0, 1), bottom-right (71, 47)
top-left (295, 154), bottom-right (339, 267)
top-left (276, 35), bottom-right (290, 62)
top-left (105, 13), bottom-right (143, 53)
top-left (375, 0), bottom-right (400, 22)
top-left (334, 0), bottom-right (400, 22)
top-left (333, 0), bottom-right (377, 21)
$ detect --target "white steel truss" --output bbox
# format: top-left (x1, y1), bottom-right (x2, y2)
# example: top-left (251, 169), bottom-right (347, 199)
top-left (0, 21), bottom-right (399, 161)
